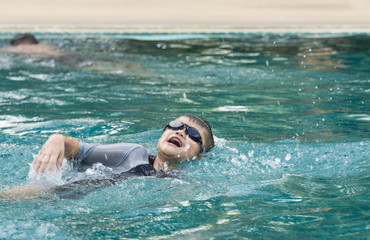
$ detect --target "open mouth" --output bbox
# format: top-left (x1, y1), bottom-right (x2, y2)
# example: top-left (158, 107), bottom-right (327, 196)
top-left (167, 136), bottom-right (182, 148)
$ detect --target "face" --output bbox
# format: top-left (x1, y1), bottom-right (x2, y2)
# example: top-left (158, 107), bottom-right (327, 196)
top-left (156, 116), bottom-right (206, 162)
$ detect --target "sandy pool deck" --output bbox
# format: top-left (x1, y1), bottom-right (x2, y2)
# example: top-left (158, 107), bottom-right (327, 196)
top-left (0, 0), bottom-right (369, 33)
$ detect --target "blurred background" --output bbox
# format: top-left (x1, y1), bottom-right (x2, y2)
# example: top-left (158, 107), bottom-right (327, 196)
top-left (0, 0), bottom-right (369, 32)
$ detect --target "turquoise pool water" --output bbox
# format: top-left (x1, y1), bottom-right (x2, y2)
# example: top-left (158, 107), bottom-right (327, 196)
top-left (0, 32), bottom-right (369, 239)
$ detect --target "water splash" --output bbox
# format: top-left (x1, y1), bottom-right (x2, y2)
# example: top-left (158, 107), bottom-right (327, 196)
top-left (184, 143), bottom-right (190, 152)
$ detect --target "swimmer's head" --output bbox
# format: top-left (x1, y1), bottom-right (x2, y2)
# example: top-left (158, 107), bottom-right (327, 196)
top-left (10, 33), bottom-right (39, 46)
top-left (158, 114), bottom-right (214, 159)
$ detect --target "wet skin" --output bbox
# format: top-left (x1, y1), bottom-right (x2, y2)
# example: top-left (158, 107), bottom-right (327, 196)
top-left (155, 116), bottom-right (206, 169)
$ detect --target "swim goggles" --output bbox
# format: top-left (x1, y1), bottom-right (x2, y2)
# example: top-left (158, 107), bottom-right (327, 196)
top-left (164, 121), bottom-right (204, 151)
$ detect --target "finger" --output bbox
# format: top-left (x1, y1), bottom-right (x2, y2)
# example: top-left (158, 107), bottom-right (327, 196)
top-left (49, 150), bottom-right (63, 172)
top-left (56, 151), bottom-right (64, 170)
top-left (49, 149), bottom-right (63, 172)
top-left (48, 153), bottom-right (57, 173)
top-left (32, 153), bottom-right (44, 173)
top-left (39, 154), bottom-right (51, 174)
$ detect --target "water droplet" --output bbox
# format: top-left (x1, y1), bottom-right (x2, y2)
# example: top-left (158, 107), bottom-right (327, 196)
top-left (184, 144), bottom-right (190, 152)
top-left (285, 154), bottom-right (292, 161)
top-left (163, 162), bottom-right (168, 171)
top-left (265, 60), bottom-right (269, 66)
top-left (309, 48), bottom-right (312, 52)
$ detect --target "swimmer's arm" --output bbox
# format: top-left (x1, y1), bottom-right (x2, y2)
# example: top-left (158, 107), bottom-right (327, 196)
top-left (0, 184), bottom-right (50, 201)
top-left (32, 134), bottom-right (80, 174)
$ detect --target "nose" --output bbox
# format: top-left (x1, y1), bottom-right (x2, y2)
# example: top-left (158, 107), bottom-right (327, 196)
top-left (175, 129), bottom-right (186, 137)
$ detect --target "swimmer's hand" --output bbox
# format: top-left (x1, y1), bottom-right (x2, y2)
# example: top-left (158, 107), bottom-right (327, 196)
top-left (32, 134), bottom-right (80, 174)
top-left (32, 134), bottom-right (65, 174)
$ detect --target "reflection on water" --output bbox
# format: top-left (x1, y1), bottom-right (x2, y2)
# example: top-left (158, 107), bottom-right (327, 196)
top-left (0, 33), bottom-right (369, 239)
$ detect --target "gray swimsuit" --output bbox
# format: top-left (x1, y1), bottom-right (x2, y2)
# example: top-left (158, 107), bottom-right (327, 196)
top-left (72, 142), bottom-right (155, 175)
top-left (53, 142), bottom-right (156, 199)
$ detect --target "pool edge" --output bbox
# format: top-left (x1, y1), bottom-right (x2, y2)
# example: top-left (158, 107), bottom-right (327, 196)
top-left (0, 25), bottom-right (369, 33)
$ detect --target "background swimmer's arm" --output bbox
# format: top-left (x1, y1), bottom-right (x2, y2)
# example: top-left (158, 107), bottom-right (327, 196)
top-left (32, 134), bottom-right (80, 174)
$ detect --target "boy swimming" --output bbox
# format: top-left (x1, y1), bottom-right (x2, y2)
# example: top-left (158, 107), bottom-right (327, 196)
top-left (33, 114), bottom-right (214, 174)
top-left (2, 114), bottom-right (214, 199)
